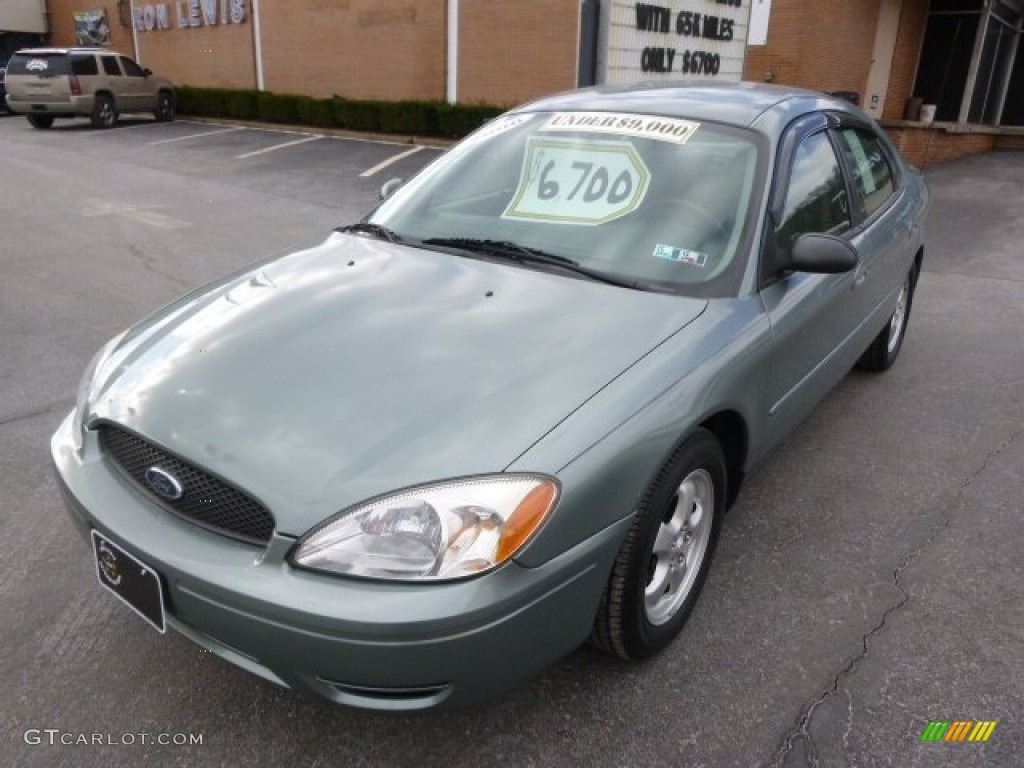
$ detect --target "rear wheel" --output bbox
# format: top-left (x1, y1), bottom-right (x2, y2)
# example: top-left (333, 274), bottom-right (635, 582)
top-left (154, 91), bottom-right (175, 122)
top-left (91, 95), bottom-right (117, 129)
top-left (592, 429), bottom-right (726, 660)
top-left (27, 114), bottom-right (54, 129)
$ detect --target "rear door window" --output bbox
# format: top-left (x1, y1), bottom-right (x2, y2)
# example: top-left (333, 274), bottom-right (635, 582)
top-left (101, 57), bottom-right (122, 76)
top-left (71, 55), bottom-right (99, 76)
top-left (836, 129), bottom-right (896, 219)
top-left (7, 53), bottom-right (70, 76)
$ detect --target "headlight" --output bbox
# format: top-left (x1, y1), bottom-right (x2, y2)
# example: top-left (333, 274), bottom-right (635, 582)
top-left (291, 475), bottom-right (559, 581)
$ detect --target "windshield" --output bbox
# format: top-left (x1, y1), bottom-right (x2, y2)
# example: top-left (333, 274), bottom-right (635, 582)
top-left (369, 111), bottom-right (765, 297)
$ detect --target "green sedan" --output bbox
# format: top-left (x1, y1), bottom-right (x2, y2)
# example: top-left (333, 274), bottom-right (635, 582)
top-left (52, 82), bottom-right (929, 712)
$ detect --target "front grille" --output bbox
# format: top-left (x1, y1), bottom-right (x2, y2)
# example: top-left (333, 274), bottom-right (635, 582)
top-left (99, 425), bottom-right (275, 545)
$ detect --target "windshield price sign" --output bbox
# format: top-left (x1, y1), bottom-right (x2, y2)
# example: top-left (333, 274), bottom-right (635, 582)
top-left (503, 138), bottom-right (651, 226)
top-left (541, 112), bottom-right (700, 146)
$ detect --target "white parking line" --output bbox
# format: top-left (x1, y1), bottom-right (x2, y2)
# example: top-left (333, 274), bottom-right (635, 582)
top-left (236, 135), bottom-right (321, 159)
top-left (83, 120), bottom-right (163, 134)
top-left (148, 126), bottom-right (246, 145)
top-left (359, 145), bottom-right (426, 178)
top-left (81, 199), bottom-right (191, 230)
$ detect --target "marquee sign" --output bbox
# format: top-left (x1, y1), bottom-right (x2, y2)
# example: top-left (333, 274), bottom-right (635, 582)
top-left (600, 1), bottom-right (751, 84)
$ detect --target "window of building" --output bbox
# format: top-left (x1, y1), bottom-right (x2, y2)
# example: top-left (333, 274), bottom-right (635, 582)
top-left (777, 132), bottom-right (850, 249)
top-left (914, 0), bottom-right (1024, 126)
top-left (969, 4), bottom-right (1020, 123)
top-left (915, 11), bottom-right (981, 121)
top-left (1003, 37), bottom-right (1024, 125)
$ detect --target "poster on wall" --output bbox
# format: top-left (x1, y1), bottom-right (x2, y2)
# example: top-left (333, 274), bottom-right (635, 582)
top-left (74, 10), bottom-right (112, 46)
top-left (599, 1), bottom-right (753, 85)
top-left (747, 0), bottom-right (771, 46)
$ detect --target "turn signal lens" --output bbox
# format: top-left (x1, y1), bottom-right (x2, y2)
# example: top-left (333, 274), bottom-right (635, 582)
top-left (496, 482), bottom-right (559, 563)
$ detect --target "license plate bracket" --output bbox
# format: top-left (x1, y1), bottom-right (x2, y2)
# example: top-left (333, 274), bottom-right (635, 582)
top-left (91, 530), bottom-right (166, 633)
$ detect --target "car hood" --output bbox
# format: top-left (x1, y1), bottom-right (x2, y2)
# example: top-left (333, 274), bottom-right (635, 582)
top-left (92, 233), bottom-right (707, 535)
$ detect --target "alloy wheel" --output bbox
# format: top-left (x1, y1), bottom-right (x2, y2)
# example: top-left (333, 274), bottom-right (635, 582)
top-left (644, 468), bottom-right (714, 626)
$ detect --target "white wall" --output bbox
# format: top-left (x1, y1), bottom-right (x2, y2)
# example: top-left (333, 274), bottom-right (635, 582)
top-left (0, 0), bottom-right (48, 34)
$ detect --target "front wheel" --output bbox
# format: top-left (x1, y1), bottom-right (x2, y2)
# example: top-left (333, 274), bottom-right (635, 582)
top-left (27, 114), bottom-right (54, 129)
top-left (857, 264), bottom-right (918, 372)
top-left (592, 429), bottom-right (726, 660)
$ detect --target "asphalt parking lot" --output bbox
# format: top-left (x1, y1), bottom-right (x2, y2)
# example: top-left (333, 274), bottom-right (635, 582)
top-left (2, 112), bottom-right (1021, 768)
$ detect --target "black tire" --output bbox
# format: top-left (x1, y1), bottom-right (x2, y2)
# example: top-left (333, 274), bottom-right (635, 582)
top-left (27, 114), bottom-right (54, 129)
top-left (856, 263), bottom-right (918, 372)
top-left (91, 94), bottom-right (117, 129)
top-left (154, 91), bottom-right (175, 122)
top-left (592, 429), bottom-right (726, 660)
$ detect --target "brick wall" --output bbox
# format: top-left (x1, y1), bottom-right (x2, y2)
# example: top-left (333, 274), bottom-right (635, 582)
top-left (458, 0), bottom-right (579, 107)
top-left (743, 0), bottom-right (880, 99)
top-left (885, 128), bottom-right (994, 167)
top-left (260, 1), bottom-right (445, 101)
top-left (994, 134), bottom-right (1024, 151)
top-left (43, 0), bottom-right (581, 106)
top-left (137, 22), bottom-right (256, 90)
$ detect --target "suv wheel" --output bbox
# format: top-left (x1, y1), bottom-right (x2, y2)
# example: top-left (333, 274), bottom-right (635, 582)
top-left (154, 92), bottom-right (175, 122)
top-left (27, 114), bottom-right (55, 129)
top-left (91, 95), bottom-right (117, 129)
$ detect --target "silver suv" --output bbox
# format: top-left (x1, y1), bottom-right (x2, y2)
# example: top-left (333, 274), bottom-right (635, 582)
top-left (4, 47), bottom-right (175, 129)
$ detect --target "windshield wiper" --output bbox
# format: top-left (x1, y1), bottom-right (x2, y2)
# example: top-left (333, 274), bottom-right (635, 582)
top-left (336, 222), bottom-right (403, 243)
top-left (422, 237), bottom-right (647, 290)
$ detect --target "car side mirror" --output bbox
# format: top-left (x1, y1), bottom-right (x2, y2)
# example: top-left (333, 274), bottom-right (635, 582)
top-left (788, 233), bottom-right (858, 274)
top-left (144, 68), bottom-right (152, 76)
top-left (379, 177), bottom-right (403, 201)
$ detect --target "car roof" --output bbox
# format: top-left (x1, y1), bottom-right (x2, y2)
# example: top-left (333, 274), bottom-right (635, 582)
top-left (515, 81), bottom-right (861, 130)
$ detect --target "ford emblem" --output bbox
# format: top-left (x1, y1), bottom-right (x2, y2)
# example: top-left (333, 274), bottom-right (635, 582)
top-left (145, 467), bottom-right (184, 501)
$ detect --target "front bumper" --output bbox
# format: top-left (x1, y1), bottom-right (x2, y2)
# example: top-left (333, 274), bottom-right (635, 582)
top-left (52, 411), bottom-right (626, 711)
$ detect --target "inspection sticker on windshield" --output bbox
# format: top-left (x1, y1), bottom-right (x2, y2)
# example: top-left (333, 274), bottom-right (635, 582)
top-left (653, 243), bottom-right (708, 267)
top-left (502, 137), bottom-right (651, 226)
top-left (541, 112), bottom-right (700, 145)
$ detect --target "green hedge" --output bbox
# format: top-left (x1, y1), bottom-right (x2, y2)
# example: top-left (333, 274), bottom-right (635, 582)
top-left (175, 87), bottom-right (504, 139)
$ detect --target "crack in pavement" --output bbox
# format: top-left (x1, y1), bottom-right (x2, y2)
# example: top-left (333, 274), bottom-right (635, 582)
top-left (0, 397), bottom-right (75, 428)
top-left (762, 426), bottom-right (1024, 768)
top-left (128, 243), bottom-right (194, 291)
